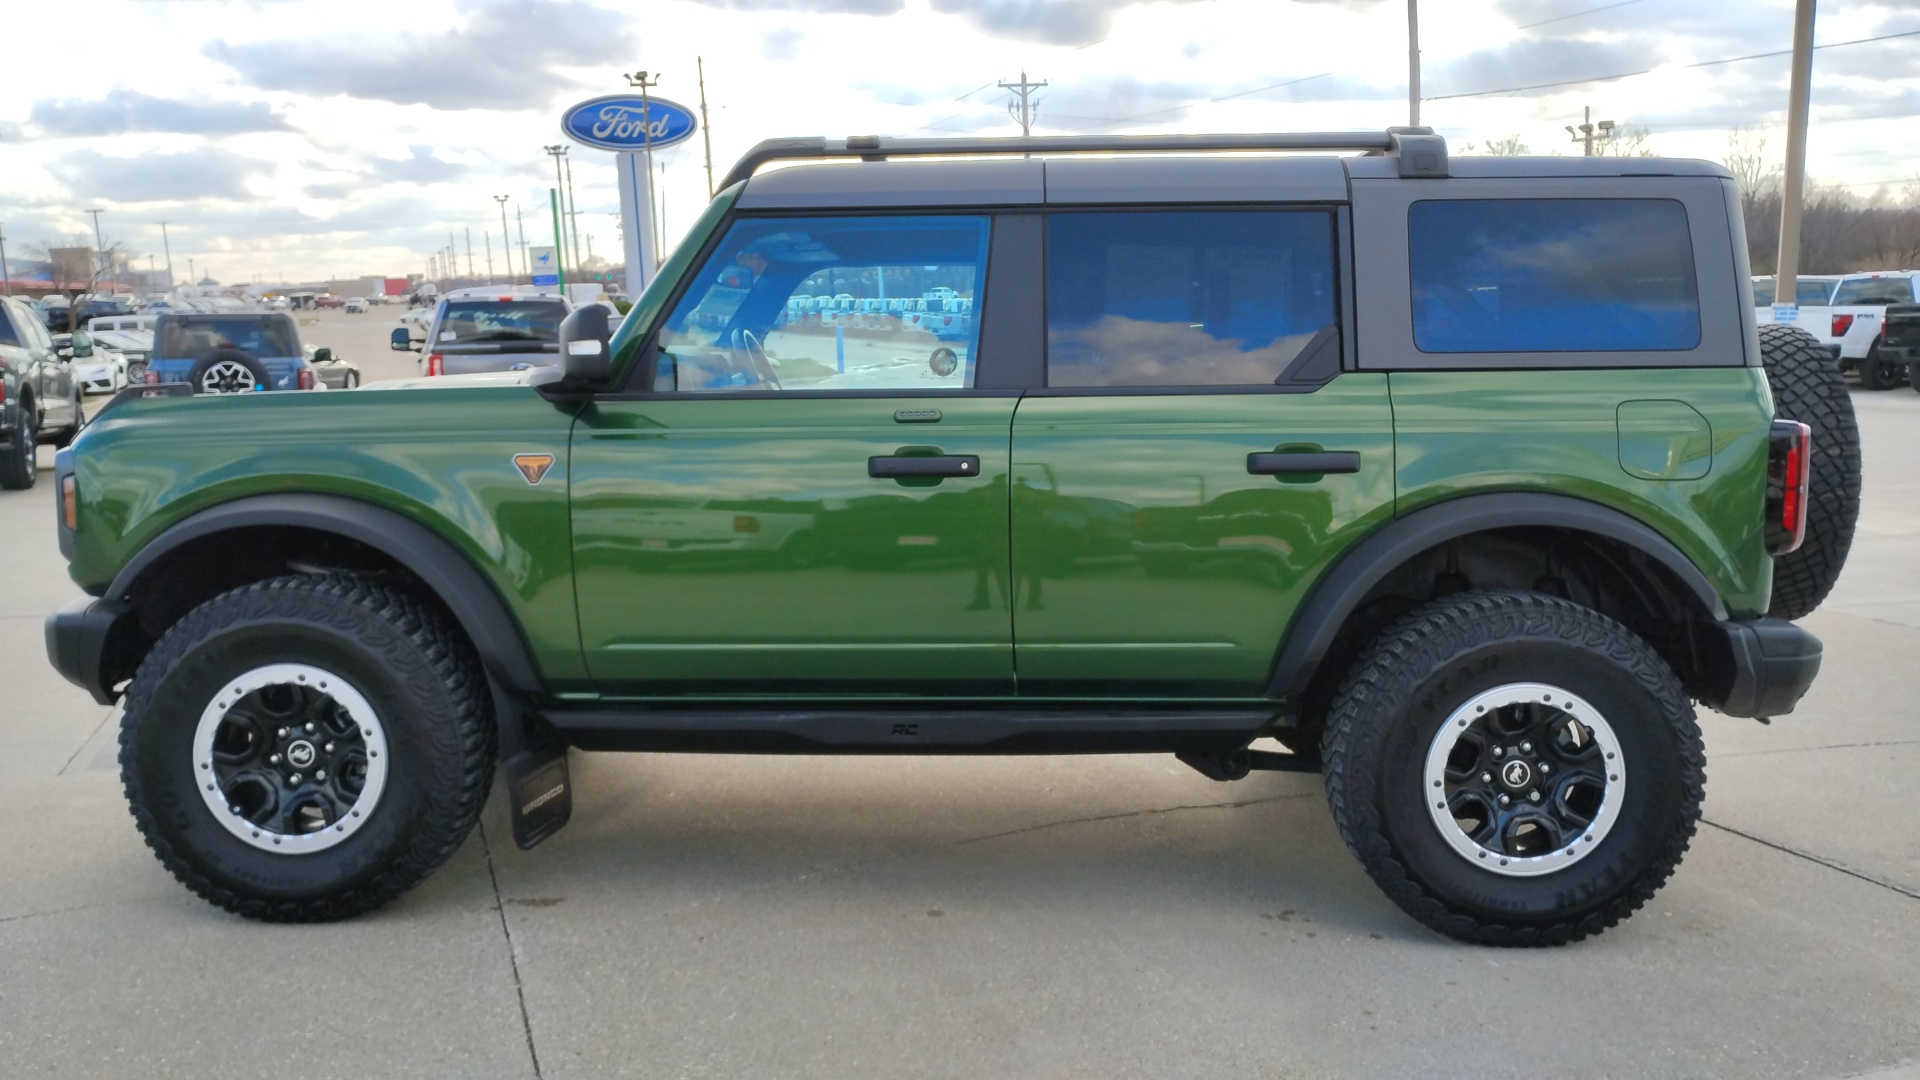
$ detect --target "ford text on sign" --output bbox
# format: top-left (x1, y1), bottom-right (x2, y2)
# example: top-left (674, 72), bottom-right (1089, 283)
top-left (561, 95), bottom-right (698, 152)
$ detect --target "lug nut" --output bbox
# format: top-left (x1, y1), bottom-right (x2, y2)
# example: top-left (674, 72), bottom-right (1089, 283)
top-left (1499, 794), bottom-right (1511, 806)
top-left (1492, 747), bottom-right (1506, 759)
top-left (316, 770), bottom-right (327, 781)
top-left (324, 743), bottom-right (335, 753)
top-left (289, 772), bottom-right (302, 784)
top-left (1521, 742), bottom-right (1533, 753)
top-left (277, 728), bottom-right (288, 738)
top-left (269, 753), bottom-right (281, 764)
top-left (305, 723), bottom-right (316, 734)
top-left (1540, 763), bottom-right (1550, 774)
top-left (1529, 789), bottom-right (1541, 802)
top-left (1481, 772), bottom-right (1492, 783)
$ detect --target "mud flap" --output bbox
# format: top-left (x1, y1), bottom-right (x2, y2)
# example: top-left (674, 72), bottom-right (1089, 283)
top-left (494, 679), bottom-right (572, 850)
top-left (505, 743), bottom-right (572, 850)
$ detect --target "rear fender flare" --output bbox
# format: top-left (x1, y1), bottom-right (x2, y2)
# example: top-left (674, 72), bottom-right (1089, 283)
top-left (108, 493), bottom-right (544, 694)
top-left (1267, 492), bottom-right (1727, 699)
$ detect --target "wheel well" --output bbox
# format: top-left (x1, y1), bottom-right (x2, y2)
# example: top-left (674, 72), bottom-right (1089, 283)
top-left (1292, 525), bottom-right (1719, 736)
top-left (118, 525), bottom-right (462, 674)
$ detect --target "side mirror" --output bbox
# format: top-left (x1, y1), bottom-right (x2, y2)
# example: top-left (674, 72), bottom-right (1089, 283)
top-left (311, 347), bottom-right (334, 364)
top-left (556, 304), bottom-right (613, 387)
top-left (388, 327), bottom-right (415, 352)
top-left (70, 331), bottom-right (93, 358)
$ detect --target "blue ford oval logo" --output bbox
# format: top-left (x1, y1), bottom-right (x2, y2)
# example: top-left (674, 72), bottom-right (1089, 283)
top-left (561, 94), bottom-right (698, 152)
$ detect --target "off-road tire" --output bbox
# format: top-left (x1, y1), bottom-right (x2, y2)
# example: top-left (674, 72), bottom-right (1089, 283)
top-left (119, 574), bottom-right (496, 921)
top-left (187, 349), bottom-right (271, 394)
top-left (1759, 323), bottom-right (1862, 619)
top-left (0, 402), bottom-right (37, 490)
top-left (1321, 590), bottom-right (1704, 946)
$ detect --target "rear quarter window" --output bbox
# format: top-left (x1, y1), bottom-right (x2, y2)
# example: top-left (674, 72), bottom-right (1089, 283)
top-left (1831, 278), bottom-right (1919, 306)
top-left (1410, 199), bottom-right (1701, 353)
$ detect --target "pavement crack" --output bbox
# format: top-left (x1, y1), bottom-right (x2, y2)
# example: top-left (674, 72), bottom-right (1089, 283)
top-left (58, 706), bottom-right (118, 776)
top-left (946, 791), bottom-right (1315, 850)
top-left (480, 820), bottom-right (545, 1080)
top-left (1716, 738), bottom-right (1920, 759)
top-left (1701, 818), bottom-right (1920, 902)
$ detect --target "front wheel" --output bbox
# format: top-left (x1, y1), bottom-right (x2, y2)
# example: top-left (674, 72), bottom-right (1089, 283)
top-left (1322, 590), bottom-right (1703, 946)
top-left (0, 404), bottom-right (35, 489)
top-left (119, 575), bottom-right (496, 921)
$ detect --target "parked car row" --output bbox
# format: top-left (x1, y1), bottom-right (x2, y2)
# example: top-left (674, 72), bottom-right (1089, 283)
top-left (1755, 270), bottom-right (1920, 389)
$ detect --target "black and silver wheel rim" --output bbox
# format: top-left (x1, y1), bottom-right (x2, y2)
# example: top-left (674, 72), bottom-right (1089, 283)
top-left (192, 663), bottom-right (390, 854)
top-left (1423, 682), bottom-right (1625, 877)
top-left (345, 372), bottom-right (358, 389)
top-left (199, 361), bottom-right (258, 394)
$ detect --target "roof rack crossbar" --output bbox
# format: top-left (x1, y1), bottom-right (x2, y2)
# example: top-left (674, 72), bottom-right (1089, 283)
top-left (718, 127), bottom-right (1447, 191)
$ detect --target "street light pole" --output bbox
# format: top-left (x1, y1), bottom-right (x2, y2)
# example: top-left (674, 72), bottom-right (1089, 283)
top-left (494, 196), bottom-right (515, 281)
top-left (158, 221), bottom-right (175, 291)
top-left (624, 71), bottom-right (664, 268)
top-left (1774, 0), bottom-right (1818, 305)
top-left (516, 204), bottom-right (529, 281)
top-left (562, 152), bottom-right (583, 271)
top-left (464, 226), bottom-right (475, 278)
top-left (86, 208), bottom-right (106, 286)
top-left (0, 222), bottom-right (11, 296)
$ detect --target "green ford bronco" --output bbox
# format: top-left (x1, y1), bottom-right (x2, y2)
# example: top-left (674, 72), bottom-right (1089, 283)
top-left (46, 130), bottom-right (1861, 945)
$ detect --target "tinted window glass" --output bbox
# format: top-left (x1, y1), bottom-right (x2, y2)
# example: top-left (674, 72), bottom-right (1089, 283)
top-left (656, 215), bottom-right (988, 393)
top-left (1046, 211), bottom-right (1336, 387)
top-left (1410, 199), bottom-right (1700, 353)
top-left (1799, 279), bottom-right (1836, 305)
top-left (437, 300), bottom-right (566, 343)
top-left (155, 316), bottom-right (298, 360)
top-left (1831, 277), bottom-right (1917, 306)
top-left (0, 305), bottom-right (20, 347)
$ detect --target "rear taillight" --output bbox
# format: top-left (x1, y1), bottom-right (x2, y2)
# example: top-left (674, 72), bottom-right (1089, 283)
top-left (426, 353), bottom-right (443, 376)
top-left (0, 380), bottom-right (6, 404)
top-left (298, 368), bottom-right (315, 390)
top-left (1765, 419), bottom-right (1813, 555)
top-left (1832, 314), bottom-right (1855, 337)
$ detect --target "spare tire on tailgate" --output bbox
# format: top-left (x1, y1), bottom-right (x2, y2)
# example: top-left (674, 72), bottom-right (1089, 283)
top-left (1759, 323), bottom-right (1862, 620)
top-left (188, 348), bottom-right (271, 395)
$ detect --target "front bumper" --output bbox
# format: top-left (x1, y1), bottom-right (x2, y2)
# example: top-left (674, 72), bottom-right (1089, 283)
top-left (45, 596), bottom-right (144, 706)
top-left (1698, 617), bottom-right (1822, 718)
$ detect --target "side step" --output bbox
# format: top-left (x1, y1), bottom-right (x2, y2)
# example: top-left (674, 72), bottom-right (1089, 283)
top-left (1177, 747), bottom-right (1320, 781)
top-left (539, 705), bottom-right (1274, 755)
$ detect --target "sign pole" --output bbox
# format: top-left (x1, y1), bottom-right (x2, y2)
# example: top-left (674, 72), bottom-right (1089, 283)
top-left (549, 189), bottom-right (567, 291)
top-left (616, 153), bottom-right (658, 299)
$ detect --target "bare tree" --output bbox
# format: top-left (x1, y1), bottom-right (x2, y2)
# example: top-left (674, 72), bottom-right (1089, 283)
top-left (1464, 134), bottom-right (1531, 156)
top-left (1595, 123), bottom-right (1655, 157)
top-left (20, 234), bottom-right (132, 329)
top-left (1724, 126), bottom-right (1782, 214)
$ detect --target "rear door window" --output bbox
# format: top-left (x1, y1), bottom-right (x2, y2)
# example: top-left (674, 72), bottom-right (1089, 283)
top-left (1409, 199), bottom-right (1700, 353)
top-left (1045, 210), bottom-right (1337, 387)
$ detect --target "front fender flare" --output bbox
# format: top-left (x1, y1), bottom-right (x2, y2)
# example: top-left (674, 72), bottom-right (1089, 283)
top-left (107, 493), bottom-right (545, 695)
top-left (1267, 492), bottom-right (1728, 700)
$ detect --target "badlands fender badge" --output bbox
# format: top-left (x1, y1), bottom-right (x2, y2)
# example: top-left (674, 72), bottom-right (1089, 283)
top-left (513, 453), bottom-right (555, 485)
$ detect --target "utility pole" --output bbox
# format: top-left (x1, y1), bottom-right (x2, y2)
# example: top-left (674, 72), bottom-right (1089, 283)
top-left (447, 232), bottom-right (458, 282)
top-left (562, 152), bottom-right (583, 270)
top-left (0, 222), bottom-right (11, 296)
top-left (1000, 70), bottom-right (1047, 136)
top-left (623, 71), bottom-right (663, 266)
top-left (495, 195), bottom-right (515, 281)
top-left (464, 226), bottom-right (475, 277)
top-left (189, 257), bottom-right (196, 284)
top-left (158, 221), bottom-right (175, 291)
top-left (516, 204), bottom-right (529, 279)
top-left (1407, 0), bottom-right (1420, 126)
top-left (1565, 106), bottom-right (1615, 156)
top-left (485, 233), bottom-right (494, 282)
top-left (543, 145), bottom-right (572, 272)
top-left (1774, 0), bottom-right (1818, 306)
top-left (86, 208), bottom-right (106, 284)
top-left (549, 189), bottom-right (568, 290)
top-left (697, 56), bottom-right (715, 198)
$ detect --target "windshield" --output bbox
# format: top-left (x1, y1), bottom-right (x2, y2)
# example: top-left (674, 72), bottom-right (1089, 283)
top-left (436, 300), bottom-right (565, 344)
top-left (155, 316), bottom-right (299, 360)
top-left (1832, 278), bottom-right (1917, 306)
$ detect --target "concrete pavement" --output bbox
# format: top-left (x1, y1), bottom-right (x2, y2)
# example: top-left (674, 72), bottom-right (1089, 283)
top-left (2, 381), bottom-right (1915, 1079)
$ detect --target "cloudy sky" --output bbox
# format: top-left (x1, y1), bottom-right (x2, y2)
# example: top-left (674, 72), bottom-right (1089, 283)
top-left (2, 0), bottom-right (1915, 286)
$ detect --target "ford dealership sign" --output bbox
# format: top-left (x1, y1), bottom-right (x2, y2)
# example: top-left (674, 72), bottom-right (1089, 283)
top-left (561, 95), bottom-right (698, 152)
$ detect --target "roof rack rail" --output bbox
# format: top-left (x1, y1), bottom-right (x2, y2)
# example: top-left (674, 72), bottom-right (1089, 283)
top-left (718, 127), bottom-right (1447, 191)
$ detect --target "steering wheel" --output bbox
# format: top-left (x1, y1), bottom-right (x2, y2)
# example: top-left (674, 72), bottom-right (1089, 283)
top-left (739, 329), bottom-right (782, 391)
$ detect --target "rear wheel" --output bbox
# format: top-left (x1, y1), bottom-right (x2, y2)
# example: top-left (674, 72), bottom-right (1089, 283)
top-left (1322, 591), bottom-right (1703, 946)
top-left (119, 575), bottom-right (496, 921)
top-left (0, 402), bottom-right (35, 490)
top-left (1759, 323), bottom-right (1862, 619)
top-left (1857, 340), bottom-right (1903, 390)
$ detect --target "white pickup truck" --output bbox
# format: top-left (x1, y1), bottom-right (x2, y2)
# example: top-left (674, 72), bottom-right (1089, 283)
top-left (1826, 272), bottom-right (1920, 389)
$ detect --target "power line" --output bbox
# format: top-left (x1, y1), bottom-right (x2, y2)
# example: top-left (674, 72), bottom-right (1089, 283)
top-left (1062, 72), bottom-right (1333, 132)
top-left (1514, 0), bottom-right (1642, 31)
top-left (1426, 26), bottom-right (1920, 102)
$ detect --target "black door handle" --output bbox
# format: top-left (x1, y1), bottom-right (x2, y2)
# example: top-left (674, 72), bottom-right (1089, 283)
top-left (869, 455), bottom-right (981, 479)
top-left (1247, 451), bottom-right (1361, 476)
